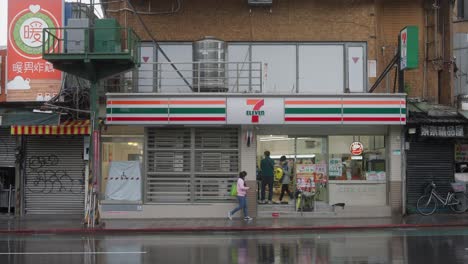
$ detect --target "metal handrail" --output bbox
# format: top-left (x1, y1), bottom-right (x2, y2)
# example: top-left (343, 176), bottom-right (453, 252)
top-left (42, 27), bottom-right (140, 58)
top-left (103, 61), bottom-right (263, 93)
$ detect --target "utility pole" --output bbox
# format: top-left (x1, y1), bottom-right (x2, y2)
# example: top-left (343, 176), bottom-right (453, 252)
top-left (86, 0), bottom-right (101, 227)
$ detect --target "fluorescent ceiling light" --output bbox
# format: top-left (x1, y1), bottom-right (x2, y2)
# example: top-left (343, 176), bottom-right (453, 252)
top-left (270, 154), bottom-right (316, 159)
top-left (259, 138), bottom-right (294, 142)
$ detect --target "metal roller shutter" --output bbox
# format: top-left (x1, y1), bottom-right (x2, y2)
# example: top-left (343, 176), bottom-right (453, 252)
top-left (146, 127), bottom-right (239, 203)
top-left (194, 129), bottom-right (239, 202)
top-left (24, 136), bottom-right (85, 215)
top-left (146, 128), bottom-right (192, 203)
top-left (0, 128), bottom-right (16, 167)
top-left (406, 141), bottom-right (454, 213)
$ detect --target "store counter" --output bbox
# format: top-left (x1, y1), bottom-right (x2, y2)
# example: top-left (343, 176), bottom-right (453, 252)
top-left (328, 180), bottom-right (387, 206)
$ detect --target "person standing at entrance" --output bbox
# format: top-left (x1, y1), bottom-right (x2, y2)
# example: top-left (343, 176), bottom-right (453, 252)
top-left (260, 151), bottom-right (275, 204)
top-left (228, 171), bottom-right (253, 221)
top-left (275, 155), bottom-right (293, 204)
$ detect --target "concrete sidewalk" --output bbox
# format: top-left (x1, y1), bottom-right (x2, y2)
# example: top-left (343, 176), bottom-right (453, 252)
top-left (0, 214), bottom-right (468, 234)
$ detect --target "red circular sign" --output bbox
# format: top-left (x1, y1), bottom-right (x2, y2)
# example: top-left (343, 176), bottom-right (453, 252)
top-left (350, 142), bottom-right (364, 155)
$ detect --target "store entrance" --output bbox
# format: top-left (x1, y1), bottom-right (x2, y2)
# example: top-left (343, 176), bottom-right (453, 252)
top-left (0, 167), bottom-right (15, 214)
top-left (256, 135), bottom-right (329, 213)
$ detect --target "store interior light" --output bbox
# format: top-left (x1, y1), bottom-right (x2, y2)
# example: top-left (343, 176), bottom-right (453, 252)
top-left (270, 154), bottom-right (316, 159)
top-left (259, 135), bottom-right (292, 142)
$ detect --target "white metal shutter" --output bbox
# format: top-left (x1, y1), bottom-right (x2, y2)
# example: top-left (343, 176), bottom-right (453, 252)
top-left (194, 128), bottom-right (239, 202)
top-left (146, 127), bottom-right (239, 203)
top-left (0, 128), bottom-right (16, 167)
top-left (24, 136), bottom-right (85, 215)
top-left (146, 128), bottom-right (192, 203)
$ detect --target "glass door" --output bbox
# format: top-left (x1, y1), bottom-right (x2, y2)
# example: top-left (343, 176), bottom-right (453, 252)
top-left (295, 137), bottom-right (328, 204)
top-left (256, 135), bottom-right (329, 206)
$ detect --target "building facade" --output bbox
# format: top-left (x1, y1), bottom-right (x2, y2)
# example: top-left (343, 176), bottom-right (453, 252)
top-left (91, 0), bottom-right (460, 219)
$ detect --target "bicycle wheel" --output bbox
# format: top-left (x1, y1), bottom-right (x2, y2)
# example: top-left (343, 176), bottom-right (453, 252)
top-left (416, 194), bottom-right (437, 215)
top-left (450, 193), bottom-right (467, 213)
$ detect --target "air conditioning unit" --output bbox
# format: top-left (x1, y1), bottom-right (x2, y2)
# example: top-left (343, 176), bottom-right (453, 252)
top-left (248, 0), bottom-right (273, 6)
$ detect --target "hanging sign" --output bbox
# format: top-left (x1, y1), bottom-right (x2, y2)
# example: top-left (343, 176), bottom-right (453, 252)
top-left (350, 142), bottom-right (364, 155)
top-left (400, 26), bottom-right (419, 70)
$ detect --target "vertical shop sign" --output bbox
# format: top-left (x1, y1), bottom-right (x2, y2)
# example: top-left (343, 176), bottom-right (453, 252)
top-left (7, 0), bottom-right (63, 102)
top-left (400, 26), bottom-right (419, 70)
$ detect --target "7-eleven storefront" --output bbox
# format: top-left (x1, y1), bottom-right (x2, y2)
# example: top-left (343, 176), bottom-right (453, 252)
top-left (101, 94), bottom-right (406, 219)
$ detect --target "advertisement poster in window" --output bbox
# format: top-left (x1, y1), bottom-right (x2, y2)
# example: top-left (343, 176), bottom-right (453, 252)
top-left (7, 0), bottom-right (63, 102)
top-left (329, 158), bottom-right (342, 177)
top-left (295, 161), bottom-right (327, 192)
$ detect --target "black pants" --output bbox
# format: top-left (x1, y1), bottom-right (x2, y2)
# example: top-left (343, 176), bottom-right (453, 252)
top-left (261, 177), bottom-right (274, 201)
top-left (279, 184), bottom-right (292, 201)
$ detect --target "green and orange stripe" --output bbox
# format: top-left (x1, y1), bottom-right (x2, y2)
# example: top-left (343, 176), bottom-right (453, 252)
top-left (106, 98), bottom-right (227, 124)
top-left (284, 98), bottom-right (406, 124)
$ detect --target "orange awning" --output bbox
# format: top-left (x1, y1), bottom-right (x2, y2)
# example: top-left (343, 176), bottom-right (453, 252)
top-left (11, 120), bottom-right (91, 135)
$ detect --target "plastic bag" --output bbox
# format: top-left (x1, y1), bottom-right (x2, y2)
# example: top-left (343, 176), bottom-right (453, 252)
top-left (230, 183), bottom-right (237, 196)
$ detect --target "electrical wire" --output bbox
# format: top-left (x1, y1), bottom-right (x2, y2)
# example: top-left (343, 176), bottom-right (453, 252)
top-left (124, 0), bottom-right (192, 90)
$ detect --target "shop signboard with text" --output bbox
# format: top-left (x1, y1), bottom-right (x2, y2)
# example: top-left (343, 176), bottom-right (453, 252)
top-left (106, 95), bottom-right (407, 125)
top-left (400, 26), bottom-right (419, 70)
top-left (7, 0), bottom-right (63, 102)
top-left (227, 98), bottom-right (283, 124)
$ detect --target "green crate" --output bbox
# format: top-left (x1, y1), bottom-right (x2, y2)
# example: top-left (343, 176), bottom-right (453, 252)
top-left (93, 19), bottom-right (121, 53)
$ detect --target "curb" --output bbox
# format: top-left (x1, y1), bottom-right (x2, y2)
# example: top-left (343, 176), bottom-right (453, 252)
top-left (0, 222), bottom-right (467, 235)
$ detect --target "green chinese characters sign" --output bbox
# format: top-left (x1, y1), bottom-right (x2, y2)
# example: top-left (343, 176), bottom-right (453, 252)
top-left (400, 26), bottom-right (419, 70)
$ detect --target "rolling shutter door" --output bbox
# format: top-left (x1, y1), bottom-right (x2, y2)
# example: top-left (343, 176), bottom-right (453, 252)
top-left (406, 141), bottom-right (454, 213)
top-left (24, 137), bottom-right (85, 215)
top-left (194, 128), bottom-right (239, 202)
top-left (146, 128), bottom-right (192, 203)
top-left (146, 127), bottom-right (239, 203)
top-left (0, 128), bottom-right (16, 167)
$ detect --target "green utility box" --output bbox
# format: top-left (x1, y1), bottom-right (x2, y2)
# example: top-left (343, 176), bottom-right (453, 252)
top-left (94, 19), bottom-right (121, 53)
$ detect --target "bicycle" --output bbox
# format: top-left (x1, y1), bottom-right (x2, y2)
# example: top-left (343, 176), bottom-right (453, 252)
top-left (416, 181), bottom-right (467, 216)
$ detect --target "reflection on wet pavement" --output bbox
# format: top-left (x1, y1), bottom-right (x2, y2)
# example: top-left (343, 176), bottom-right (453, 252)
top-left (1, 228), bottom-right (468, 263)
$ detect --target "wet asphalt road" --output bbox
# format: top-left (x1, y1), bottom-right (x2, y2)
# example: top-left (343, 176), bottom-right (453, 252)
top-left (0, 228), bottom-right (468, 264)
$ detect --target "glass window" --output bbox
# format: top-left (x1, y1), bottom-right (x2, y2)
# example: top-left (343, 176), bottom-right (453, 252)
top-left (157, 44), bottom-right (193, 93)
top-left (227, 44), bottom-right (253, 93)
top-left (329, 136), bottom-right (386, 181)
top-left (101, 136), bottom-right (144, 201)
top-left (298, 45), bottom-right (344, 94)
top-left (252, 45), bottom-right (296, 93)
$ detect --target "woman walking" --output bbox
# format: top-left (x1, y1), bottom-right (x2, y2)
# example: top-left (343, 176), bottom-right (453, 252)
top-left (228, 171), bottom-right (253, 221)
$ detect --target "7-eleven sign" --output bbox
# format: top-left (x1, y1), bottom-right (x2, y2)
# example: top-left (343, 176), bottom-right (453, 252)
top-left (400, 26), bottom-right (419, 70)
top-left (246, 99), bottom-right (265, 123)
top-left (226, 98), bottom-right (283, 124)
